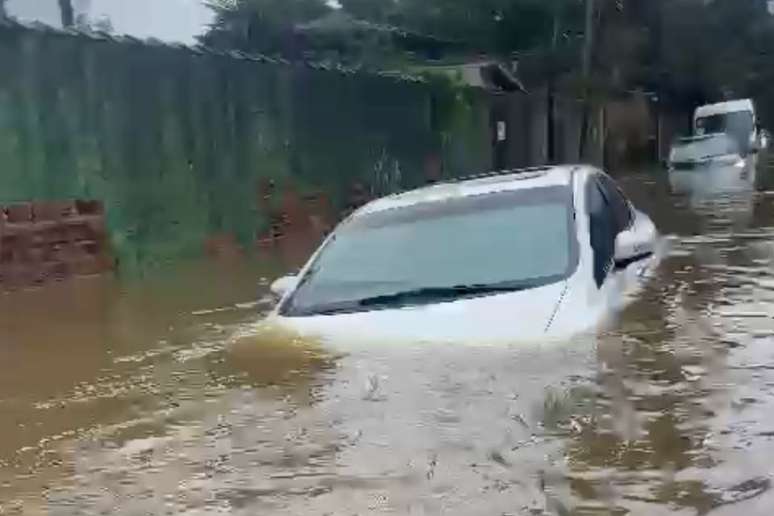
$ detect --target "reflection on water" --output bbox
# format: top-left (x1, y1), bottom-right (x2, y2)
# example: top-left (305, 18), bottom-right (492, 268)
top-left (3, 165), bottom-right (774, 514)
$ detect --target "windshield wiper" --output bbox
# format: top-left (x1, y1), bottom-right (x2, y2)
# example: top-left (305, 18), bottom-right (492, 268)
top-left (285, 282), bottom-right (548, 316)
top-left (356, 284), bottom-right (535, 308)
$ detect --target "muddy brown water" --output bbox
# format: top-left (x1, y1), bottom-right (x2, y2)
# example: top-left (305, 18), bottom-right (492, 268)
top-left (3, 168), bottom-right (774, 515)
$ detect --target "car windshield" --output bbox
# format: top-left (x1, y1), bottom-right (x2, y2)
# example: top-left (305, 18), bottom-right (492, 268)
top-left (670, 135), bottom-right (739, 162)
top-left (281, 185), bottom-right (578, 316)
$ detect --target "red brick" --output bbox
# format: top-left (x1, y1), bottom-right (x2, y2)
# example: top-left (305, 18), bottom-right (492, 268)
top-left (0, 199), bottom-right (111, 290)
top-left (75, 200), bottom-right (104, 216)
top-left (72, 256), bottom-right (104, 276)
top-left (6, 203), bottom-right (32, 223)
top-left (42, 261), bottom-right (69, 282)
top-left (33, 201), bottom-right (75, 221)
top-left (2, 264), bottom-right (34, 288)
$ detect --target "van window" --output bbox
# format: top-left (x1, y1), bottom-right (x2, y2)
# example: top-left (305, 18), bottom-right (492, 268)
top-left (696, 111), bottom-right (754, 151)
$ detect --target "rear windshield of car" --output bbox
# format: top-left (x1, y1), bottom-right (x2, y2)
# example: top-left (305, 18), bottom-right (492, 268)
top-left (280, 185), bottom-right (579, 316)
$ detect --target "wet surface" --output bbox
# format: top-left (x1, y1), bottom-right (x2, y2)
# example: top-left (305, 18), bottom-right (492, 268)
top-left (3, 163), bottom-right (774, 515)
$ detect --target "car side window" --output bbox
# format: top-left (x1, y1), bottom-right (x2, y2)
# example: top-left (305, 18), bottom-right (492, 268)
top-left (586, 176), bottom-right (617, 287)
top-left (597, 174), bottom-right (633, 234)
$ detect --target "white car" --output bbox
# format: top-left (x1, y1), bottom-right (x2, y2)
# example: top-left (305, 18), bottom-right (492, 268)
top-left (264, 165), bottom-right (658, 344)
top-left (668, 133), bottom-right (756, 195)
top-left (668, 133), bottom-right (745, 169)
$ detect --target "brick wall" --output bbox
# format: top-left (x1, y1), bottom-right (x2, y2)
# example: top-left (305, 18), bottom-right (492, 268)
top-left (0, 201), bottom-right (113, 289)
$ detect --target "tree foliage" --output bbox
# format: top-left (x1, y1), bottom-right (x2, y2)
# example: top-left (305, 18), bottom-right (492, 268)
top-left (202, 0), bottom-right (331, 56)
top-left (201, 0), bottom-right (774, 121)
top-left (338, 0), bottom-right (397, 23)
top-left (202, 0), bottom-right (569, 59)
top-left (591, 0), bottom-right (773, 106)
top-left (394, 0), bottom-right (558, 54)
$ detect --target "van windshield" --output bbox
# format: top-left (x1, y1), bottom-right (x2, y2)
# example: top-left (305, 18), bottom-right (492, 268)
top-left (696, 111), bottom-right (754, 150)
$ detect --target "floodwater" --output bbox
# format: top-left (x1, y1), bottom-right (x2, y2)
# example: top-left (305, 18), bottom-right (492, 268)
top-left (3, 163), bottom-right (774, 515)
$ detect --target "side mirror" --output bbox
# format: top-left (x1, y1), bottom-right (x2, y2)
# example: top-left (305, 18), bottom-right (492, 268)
top-left (614, 226), bottom-right (654, 270)
top-left (750, 134), bottom-right (761, 153)
top-left (270, 275), bottom-right (298, 298)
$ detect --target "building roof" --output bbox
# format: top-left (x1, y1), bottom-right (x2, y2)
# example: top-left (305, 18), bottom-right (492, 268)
top-left (416, 59), bottom-right (527, 93)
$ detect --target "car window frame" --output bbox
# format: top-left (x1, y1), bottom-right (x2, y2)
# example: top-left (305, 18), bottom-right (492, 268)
top-left (596, 173), bottom-right (634, 234)
top-left (585, 172), bottom-right (625, 288)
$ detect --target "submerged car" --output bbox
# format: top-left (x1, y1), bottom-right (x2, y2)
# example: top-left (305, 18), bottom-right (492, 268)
top-left (669, 133), bottom-right (748, 170)
top-left (668, 133), bottom-right (756, 195)
top-left (265, 165), bottom-right (658, 344)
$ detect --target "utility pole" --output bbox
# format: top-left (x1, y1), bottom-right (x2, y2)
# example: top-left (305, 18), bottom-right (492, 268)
top-left (581, 0), bottom-right (595, 79)
top-left (58, 0), bottom-right (74, 28)
top-left (547, 0), bottom-right (560, 164)
top-left (578, 0), bottom-right (595, 161)
top-left (654, 0), bottom-right (665, 162)
top-left (0, 0), bottom-right (7, 21)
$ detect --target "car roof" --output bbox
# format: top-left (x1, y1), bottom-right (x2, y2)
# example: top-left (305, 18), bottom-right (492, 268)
top-left (355, 165), bottom-right (581, 216)
top-left (694, 99), bottom-right (755, 119)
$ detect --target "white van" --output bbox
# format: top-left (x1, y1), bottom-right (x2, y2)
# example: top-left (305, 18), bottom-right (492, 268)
top-left (694, 99), bottom-right (759, 155)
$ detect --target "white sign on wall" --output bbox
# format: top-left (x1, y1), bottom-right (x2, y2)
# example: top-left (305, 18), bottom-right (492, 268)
top-left (497, 121), bottom-right (507, 142)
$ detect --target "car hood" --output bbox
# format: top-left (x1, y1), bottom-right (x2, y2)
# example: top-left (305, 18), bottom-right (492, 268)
top-left (264, 280), bottom-right (569, 346)
top-left (669, 166), bottom-right (754, 197)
